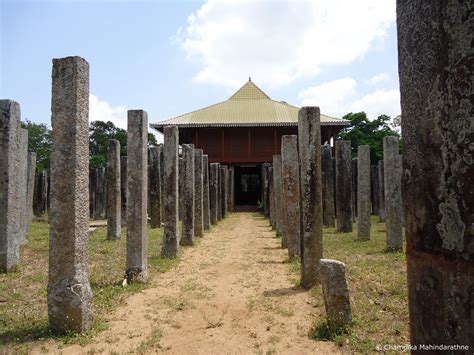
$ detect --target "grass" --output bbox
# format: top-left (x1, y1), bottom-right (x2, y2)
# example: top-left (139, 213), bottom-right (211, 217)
top-left (0, 219), bottom-right (177, 352)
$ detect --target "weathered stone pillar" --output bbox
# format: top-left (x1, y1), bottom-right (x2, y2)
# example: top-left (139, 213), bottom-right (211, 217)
top-left (106, 139), bottom-right (121, 240)
top-left (370, 165), bottom-right (380, 215)
top-left (209, 163), bottom-right (219, 225)
top-left (272, 155), bottom-right (284, 237)
top-left (149, 146), bottom-right (162, 229)
top-left (268, 166), bottom-right (275, 229)
top-left (398, 1), bottom-right (473, 348)
top-left (281, 135), bottom-right (300, 259)
top-left (159, 146), bottom-right (165, 222)
top-left (126, 110), bottom-right (148, 282)
top-left (202, 155), bottom-right (211, 230)
top-left (220, 166), bottom-right (227, 219)
top-left (357, 145), bottom-right (371, 240)
top-left (48, 56), bottom-right (93, 332)
top-left (377, 160), bottom-right (385, 222)
top-left (120, 156), bottom-right (127, 226)
top-left (229, 166), bottom-right (235, 212)
top-left (321, 145), bottom-right (335, 228)
top-left (319, 259), bottom-right (352, 330)
top-left (162, 126), bottom-right (179, 257)
top-left (34, 170), bottom-right (48, 218)
top-left (178, 157), bottom-right (184, 221)
top-left (351, 159), bottom-right (357, 221)
top-left (216, 163), bottom-right (222, 221)
top-left (335, 141), bottom-right (353, 232)
top-left (262, 163), bottom-right (271, 216)
top-left (383, 136), bottom-right (402, 251)
top-left (298, 107), bottom-right (323, 288)
top-left (0, 100), bottom-right (22, 273)
top-left (194, 149), bottom-right (204, 238)
top-left (181, 144), bottom-right (195, 246)
top-left (26, 152), bottom-right (37, 236)
top-left (18, 128), bottom-right (28, 242)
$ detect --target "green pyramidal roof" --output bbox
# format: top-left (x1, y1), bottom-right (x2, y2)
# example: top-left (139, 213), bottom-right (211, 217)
top-left (152, 79), bottom-right (349, 130)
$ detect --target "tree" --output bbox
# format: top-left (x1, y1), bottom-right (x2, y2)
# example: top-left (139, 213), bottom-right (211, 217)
top-left (337, 112), bottom-right (401, 163)
top-left (21, 119), bottom-right (52, 171)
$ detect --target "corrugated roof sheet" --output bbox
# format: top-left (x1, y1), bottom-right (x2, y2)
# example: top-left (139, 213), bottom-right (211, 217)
top-left (152, 79), bottom-right (349, 129)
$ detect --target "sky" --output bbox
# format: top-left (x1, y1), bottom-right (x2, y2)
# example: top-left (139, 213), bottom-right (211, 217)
top-left (1, 0), bottom-right (400, 143)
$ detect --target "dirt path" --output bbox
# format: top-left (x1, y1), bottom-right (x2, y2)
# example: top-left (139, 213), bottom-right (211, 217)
top-left (43, 213), bottom-right (340, 354)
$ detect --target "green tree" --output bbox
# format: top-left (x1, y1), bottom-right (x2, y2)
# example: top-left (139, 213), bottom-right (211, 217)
top-left (21, 119), bottom-right (52, 171)
top-left (337, 112), bottom-right (400, 163)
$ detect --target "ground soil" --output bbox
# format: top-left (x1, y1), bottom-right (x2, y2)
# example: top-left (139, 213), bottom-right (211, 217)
top-left (35, 213), bottom-right (340, 354)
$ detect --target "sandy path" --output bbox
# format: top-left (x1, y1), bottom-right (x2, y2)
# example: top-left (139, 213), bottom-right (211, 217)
top-left (45, 213), bottom-right (340, 354)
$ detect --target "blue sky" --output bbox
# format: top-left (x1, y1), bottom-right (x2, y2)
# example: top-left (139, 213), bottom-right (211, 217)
top-left (1, 0), bottom-right (399, 142)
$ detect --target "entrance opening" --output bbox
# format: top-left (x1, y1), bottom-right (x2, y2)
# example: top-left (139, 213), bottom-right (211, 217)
top-left (234, 164), bottom-right (261, 210)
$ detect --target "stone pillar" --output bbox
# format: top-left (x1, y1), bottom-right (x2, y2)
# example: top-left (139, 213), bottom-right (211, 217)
top-left (216, 163), bottom-right (222, 221)
top-left (48, 56), bottom-right (93, 332)
top-left (272, 155), bottom-right (284, 237)
top-left (370, 165), bottom-right (380, 215)
top-left (106, 139), bottom-right (121, 240)
top-left (351, 159), bottom-right (357, 221)
top-left (268, 167), bottom-right (275, 229)
top-left (120, 156), bottom-right (127, 226)
top-left (203, 155), bottom-right (211, 230)
top-left (281, 135), bottom-right (300, 259)
top-left (377, 160), bottom-right (385, 222)
top-left (220, 166), bottom-right (227, 219)
top-left (209, 163), bottom-right (219, 225)
top-left (383, 136), bottom-right (402, 251)
top-left (33, 170), bottom-right (48, 218)
top-left (18, 128), bottom-right (28, 242)
top-left (398, 1), bottom-right (473, 348)
top-left (26, 152), bottom-right (37, 236)
top-left (321, 145), bottom-right (335, 228)
top-left (319, 259), bottom-right (352, 330)
top-left (178, 157), bottom-right (184, 221)
top-left (335, 141), bottom-right (353, 232)
top-left (159, 146), bottom-right (165, 222)
top-left (357, 145), bottom-right (371, 240)
top-left (229, 166), bottom-right (234, 212)
top-left (0, 100), bottom-right (21, 273)
top-left (89, 169), bottom-right (96, 218)
top-left (298, 107), bottom-right (323, 288)
top-left (194, 149), bottom-right (204, 238)
top-left (126, 109), bottom-right (148, 283)
top-left (149, 146), bottom-right (162, 229)
top-left (181, 144), bottom-right (195, 246)
top-left (262, 163), bottom-right (271, 216)
top-left (162, 126), bottom-right (179, 257)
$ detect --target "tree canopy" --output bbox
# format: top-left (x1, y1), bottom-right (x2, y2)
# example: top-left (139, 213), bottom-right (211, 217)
top-left (21, 120), bottom-right (52, 171)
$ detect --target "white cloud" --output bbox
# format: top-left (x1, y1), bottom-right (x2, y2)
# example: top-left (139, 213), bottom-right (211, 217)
top-left (89, 94), bottom-right (127, 129)
top-left (177, 0), bottom-right (395, 89)
top-left (366, 72), bottom-right (390, 85)
top-left (350, 88), bottom-right (400, 119)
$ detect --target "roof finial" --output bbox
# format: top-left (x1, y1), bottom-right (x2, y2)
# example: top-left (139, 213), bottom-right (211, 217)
top-left (249, 76), bottom-right (251, 82)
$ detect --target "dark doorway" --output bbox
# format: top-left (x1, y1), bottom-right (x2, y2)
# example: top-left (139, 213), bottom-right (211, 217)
top-left (234, 164), bottom-right (261, 207)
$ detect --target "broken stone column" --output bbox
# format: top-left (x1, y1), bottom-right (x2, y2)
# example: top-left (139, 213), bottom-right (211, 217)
top-left (321, 145), bottom-right (335, 228)
top-left (357, 145), bottom-right (371, 240)
top-left (33, 170), bottom-right (48, 218)
top-left (120, 156), bottom-right (127, 226)
top-left (298, 107), bottom-right (323, 288)
top-left (178, 157), bottom-right (184, 221)
top-left (335, 141), bottom-right (353, 233)
top-left (194, 149), bottom-right (204, 238)
top-left (216, 163), bottom-right (222, 221)
top-left (162, 126), bottom-right (179, 257)
top-left (209, 163), bottom-right (219, 225)
top-left (398, 1), bottom-right (473, 348)
top-left (106, 139), bottom-right (121, 240)
top-left (181, 144), bottom-right (195, 246)
top-left (383, 136), bottom-right (402, 251)
top-left (281, 135), bottom-right (300, 259)
top-left (272, 155), bottom-right (284, 237)
top-left (319, 259), bottom-right (352, 330)
top-left (377, 160), bottom-right (385, 222)
top-left (25, 152), bottom-right (37, 236)
top-left (149, 146), bottom-right (162, 229)
top-left (203, 155), bottom-right (211, 230)
top-left (126, 109), bottom-right (148, 283)
top-left (48, 56), bottom-right (93, 332)
top-left (220, 166), bottom-right (227, 219)
top-left (18, 128), bottom-right (28, 243)
top-left (0, 100), bottom-right (22, 273)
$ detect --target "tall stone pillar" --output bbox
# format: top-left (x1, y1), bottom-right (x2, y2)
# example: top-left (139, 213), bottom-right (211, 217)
top-left (377, 160), bottom-right (385, 222)
top-left (26, 152), bottom-right (37, 236)
top-left (398, 0), bottom-right (473, 349)
top-left (120, 156), bottom-right (127, 226)
top-left (370, 165), bottom-right (380, 215)
top-left (181, 144), bottom-right (195, 246)
top-left (0, 100), bottom-right (21, 273)
top-left (229, 166), bottom-right (234, 212)
top-left (149, 146), bottom-right (162, 229)
top-left (321, 145), bottom-right (335, 228)
top-left (281, 135), bottom-right (300, 259)
top-left (209, 163), bottom-right (219, 225)
top-left (298, 107), bottom-right (323, 288)
top-left (335, 141), bottom-right (353, 232)
top-left (48, 56), bottom-right (93, 332)
top-left (202, 155), bottom-right (211, 230)
top-left (216, 163), bottom-right (222, 221)
top-left (33, 170), bottom-right (48, 218)
top-left (18, 128), bottom-right (28, 243)
top-left (178, 157), bottom-right (184, 221)
top-left (194, 149), bottom-right (204, 238)
top-left (272, 155), bottom-right (284, 237)
top-left (106, 139), bottom-right (121, 240)
top-left (220, 166), bottom-right (227, 219)
top-left (351, 159), bottom-right (357, 221)
top-left (268, 166), bottom-right (275, 229)
top-left (126, 110), bottom-right (148, 283)
top-left (262, 163), bottom-right (271, 216)
top-left (162, 126), bottom-right (179, 257)
top-left (383, 136), bottom-right (402, 251)
top-left (159, 146), bottom-right (165, 222)
top-left (357, 145), bottom-right (371, 240)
